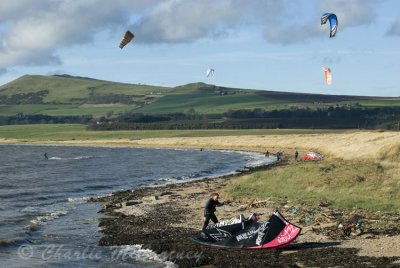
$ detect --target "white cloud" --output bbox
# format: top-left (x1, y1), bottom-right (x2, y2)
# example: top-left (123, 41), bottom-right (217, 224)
top-left (131, 0), bottom-right (377, 44)
top-left (263, 0), bottom-right (376, 44)
top-left (0, 0), bottom-right (154, 71)
top-left (320, 0), bottom-right (375, 26)
top-left (0, 0), bottom-right (379, 73)
top-left (133, 0), bottom-right (242, 43)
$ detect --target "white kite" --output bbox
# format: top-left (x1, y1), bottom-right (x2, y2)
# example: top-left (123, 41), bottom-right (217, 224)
top-left (206, 68), bottom-right (215, 77)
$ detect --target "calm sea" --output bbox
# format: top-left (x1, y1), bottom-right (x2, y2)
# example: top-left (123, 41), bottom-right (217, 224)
top-left (0, 144), bottom-right (275, 267)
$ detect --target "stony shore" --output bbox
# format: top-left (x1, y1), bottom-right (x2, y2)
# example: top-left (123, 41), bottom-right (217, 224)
top-left (96, 160), bottom-right (400, 267)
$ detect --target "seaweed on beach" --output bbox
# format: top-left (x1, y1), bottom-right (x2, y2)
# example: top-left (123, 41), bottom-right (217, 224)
top-left (97, 180), bottom-right (400, 267)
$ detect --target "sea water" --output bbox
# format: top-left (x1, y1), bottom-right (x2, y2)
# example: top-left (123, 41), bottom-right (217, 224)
top-left (0, 145), bottom-right (275, 267)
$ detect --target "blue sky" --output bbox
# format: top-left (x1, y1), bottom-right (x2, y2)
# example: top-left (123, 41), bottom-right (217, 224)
top-left (0, 0), bottom-right (400, 97)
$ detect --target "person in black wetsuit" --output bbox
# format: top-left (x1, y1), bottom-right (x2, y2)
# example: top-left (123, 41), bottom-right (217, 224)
top-left (202, 193), bottom-right (224, 231)
top-left (44, 153), bottom-right (48, 160)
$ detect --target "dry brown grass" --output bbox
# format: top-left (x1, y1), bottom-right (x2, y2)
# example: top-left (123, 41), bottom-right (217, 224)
top-left (379, 142), bottom-right (400, 162)
top-left (125, 130), bottom-right (400, 161)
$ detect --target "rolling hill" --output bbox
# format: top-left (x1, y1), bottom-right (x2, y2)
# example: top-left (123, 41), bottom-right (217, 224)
top-left (0, 74), bottom-right (399, 117)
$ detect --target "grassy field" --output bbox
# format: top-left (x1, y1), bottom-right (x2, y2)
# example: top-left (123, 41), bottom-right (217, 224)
top-left (0, 124), bottom-right (342, 141)
top-left (356, 98), bottom-right (400, 107)
top-left (0, 104), bottom-right (137, 117)
top-left (135, 90), bottom-right (293, 114)
top-left (222, 159), bottom-right (400, 212)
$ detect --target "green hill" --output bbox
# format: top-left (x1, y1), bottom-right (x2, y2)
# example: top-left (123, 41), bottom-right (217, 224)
top-left (0, 74), bottom-right (171, 116)
top-left (0, 74), bottom-right (399, 117)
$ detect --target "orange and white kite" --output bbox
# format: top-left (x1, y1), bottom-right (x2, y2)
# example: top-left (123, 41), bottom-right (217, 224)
top-left (322, 67), bottom-right (332, 85)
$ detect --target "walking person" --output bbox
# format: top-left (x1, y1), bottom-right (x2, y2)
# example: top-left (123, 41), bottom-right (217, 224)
top-left (202, 193), bottom-right (224, 232)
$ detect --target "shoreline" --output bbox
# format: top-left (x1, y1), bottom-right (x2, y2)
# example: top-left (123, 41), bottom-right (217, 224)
top-left (1, 130), bottom-right (398, 160)
top-left (2, 137), bottom-right (400, 266)
top-left (0, 139), bottom-right (280, 158)
top-left (95, 156), bottom-right (400, 267)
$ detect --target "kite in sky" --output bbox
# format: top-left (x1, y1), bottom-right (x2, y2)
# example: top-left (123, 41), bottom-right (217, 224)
top-left (206, 68), bottom-right (215, 77)
top-left (119, 31), bottom-right (134, 49)
top-left (322, 67), bottom-right (332, 85)
top-left (321, 13), bottom-right (338, 38)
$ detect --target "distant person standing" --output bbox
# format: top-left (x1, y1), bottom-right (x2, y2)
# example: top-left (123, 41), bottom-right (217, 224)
top-left (276, 151), bottom-right (281, 161)
top-left (295, 150), bottom-right (299, 161)
top-left (202, 193), bottom-right (224, 231)
top-left (265, 151), bottom-right (270, 157)
top-left (44, 153), bottom-right (48, 160)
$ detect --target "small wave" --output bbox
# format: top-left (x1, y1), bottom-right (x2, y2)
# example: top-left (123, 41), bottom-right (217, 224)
top-left (21, 206), bottom-right (40, 213)
top-left (67, 193), bottom-right (111, 203)
top-left (245, 159), bottom-right (268, 168)
top-left (45, 211), bottom-right (69, 220)
top-left (49, 157), bottom-right (62, 160)
top-left (148, 150), bottom-right (272, 188)
top-left (157, 177), bottom-right (175, 182)
top-left (48, 156), bottom-right (94, 160)
top-left (25, 210), bottom-right (69, 232)
top-left (73, 156), bottom-right (94, 160)
top-left (240, 152), bottom-right (277, 168)
top-left (156, 177), bottom-right (186, 184)
top-left (152, 169), bottom-right (240, 187)
top-left (111, 245), bottom-right (176, 268)
top-left (67, 196), bottom-right (90, 203)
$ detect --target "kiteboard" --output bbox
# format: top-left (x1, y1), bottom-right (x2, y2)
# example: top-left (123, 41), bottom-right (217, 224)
top-left (191, 210), bottom-right (301, 249)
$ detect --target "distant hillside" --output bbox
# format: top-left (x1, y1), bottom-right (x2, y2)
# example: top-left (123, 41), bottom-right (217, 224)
top-left (0, 74), bottom-right (399, 117)
top-left (0, 75), bottom-right (172, 116)
top-left (136, 83), bottom-right (383, 115)
top-left (0, 74), bottom-right (171, 103)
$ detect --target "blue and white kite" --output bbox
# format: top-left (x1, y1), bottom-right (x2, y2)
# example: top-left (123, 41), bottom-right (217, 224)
top-left (321, 13), bottom-right (338, 38)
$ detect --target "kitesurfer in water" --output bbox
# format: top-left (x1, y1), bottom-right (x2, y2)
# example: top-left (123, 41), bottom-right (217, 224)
top-left (202, 193), bottom-right (224, 231)
top-left (44, 153), bottom-right (48, 160)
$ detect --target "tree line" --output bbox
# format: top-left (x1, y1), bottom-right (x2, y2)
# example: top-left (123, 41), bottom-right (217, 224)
top-left (0, 106), bottom-right (398, 130)
top-left (88, 107), bottom-right (400, 130)
top-left (0, 114), bottom-right (93, 125)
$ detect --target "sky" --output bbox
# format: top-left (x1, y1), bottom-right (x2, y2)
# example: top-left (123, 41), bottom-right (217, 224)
top-left (0, 0), bottom-right (400, 97)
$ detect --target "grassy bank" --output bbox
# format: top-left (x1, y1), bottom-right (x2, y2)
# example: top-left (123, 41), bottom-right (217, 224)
top-left (222, 158), bottom-right (400, 212)
top-left (0, 124), bottom-right (343, 141)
